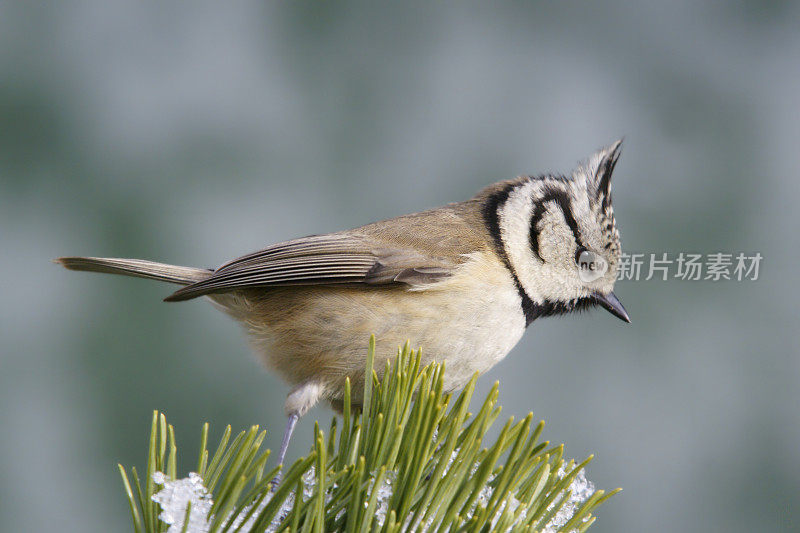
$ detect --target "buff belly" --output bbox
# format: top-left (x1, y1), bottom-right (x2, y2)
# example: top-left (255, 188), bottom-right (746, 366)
top-left (211, 252), bottom-right (526, 407)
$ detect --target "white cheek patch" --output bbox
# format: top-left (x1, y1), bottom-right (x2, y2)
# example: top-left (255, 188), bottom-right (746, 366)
top-left (498, 181), bottom-right (585, 304)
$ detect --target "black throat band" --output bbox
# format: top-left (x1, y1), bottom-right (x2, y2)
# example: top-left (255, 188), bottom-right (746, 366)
top-left (482, 182), bottom-right (539, 326)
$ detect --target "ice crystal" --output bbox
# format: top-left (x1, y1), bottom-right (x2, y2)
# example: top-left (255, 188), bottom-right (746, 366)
top-left (151, 472), bottom-right (213, 533)
top-left (228, 469), bottom-right (315, 532)
top-left (265, 468), bottom-right (316, 531)
top-left (542, 466), bottom-right (596, 533)
top-left (227, 498), bottom-right (267, 533)
top-left (474, 474), bottom-right (496, 511)
top-left (301, 466), bottom-right (317, 499)
top-left (372, 470), bottom-right (395, 526)
top-left (433, 454), bottom-right (596, 532)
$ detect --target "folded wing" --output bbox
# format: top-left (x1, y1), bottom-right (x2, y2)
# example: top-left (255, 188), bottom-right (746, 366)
top-left (164, 233), bottom-right (458, 302)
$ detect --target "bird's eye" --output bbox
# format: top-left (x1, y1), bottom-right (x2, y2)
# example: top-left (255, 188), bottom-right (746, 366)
top-left (575, 247), bottom-right (609, 282)
top-left (574, 246), bottom-right (588, 265)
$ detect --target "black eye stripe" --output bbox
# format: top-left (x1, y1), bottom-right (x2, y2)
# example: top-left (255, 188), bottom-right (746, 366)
top-left (574, 245), bottom-right (587, 264)
top-left (528, 200), bottom-right (547, 261)
top-left (529, 188), bottom-right (584, 261)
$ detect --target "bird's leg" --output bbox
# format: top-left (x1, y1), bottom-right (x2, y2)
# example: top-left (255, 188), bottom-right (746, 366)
top-left (276, 413), bottom-right (299, 469)
top-left (272, 382), bottom-right (323, 487)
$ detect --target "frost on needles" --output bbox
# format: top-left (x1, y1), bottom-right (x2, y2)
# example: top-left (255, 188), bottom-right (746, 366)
top-left (119, 338), bottom-right (620, 532)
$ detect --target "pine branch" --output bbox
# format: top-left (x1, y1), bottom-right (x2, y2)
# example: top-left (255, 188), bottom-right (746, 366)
top-left (119, 337), bottom-right (620, 532)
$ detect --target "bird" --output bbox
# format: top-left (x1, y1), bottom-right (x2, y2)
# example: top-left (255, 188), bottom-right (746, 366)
top-left (57, 140), bottom-right (630, 468)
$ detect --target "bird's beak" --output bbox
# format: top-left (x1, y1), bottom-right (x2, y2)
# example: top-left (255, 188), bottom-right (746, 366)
top-left (592, 291), bottom-right (631, 323)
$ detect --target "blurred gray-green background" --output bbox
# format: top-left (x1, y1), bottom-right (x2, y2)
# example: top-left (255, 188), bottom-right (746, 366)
top-left (1, 2), bottom-right (798, 531)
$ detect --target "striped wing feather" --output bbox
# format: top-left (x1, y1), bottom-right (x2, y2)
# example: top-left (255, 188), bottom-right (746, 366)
top-left (164, 233), bottom-right (458, 302)
top-left (165, 204), bottom-right (491, 302)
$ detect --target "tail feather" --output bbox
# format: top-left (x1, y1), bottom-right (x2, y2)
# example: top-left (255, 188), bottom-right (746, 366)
top-left (56, 257), bottom-right (212, 286)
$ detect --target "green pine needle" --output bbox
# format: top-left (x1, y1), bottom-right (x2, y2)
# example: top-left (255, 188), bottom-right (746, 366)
top-left (121, 336), bottom-right (618, 532)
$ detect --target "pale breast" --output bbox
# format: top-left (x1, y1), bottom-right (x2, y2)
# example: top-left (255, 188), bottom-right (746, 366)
top-left (212, 251), bottom-right (527, 403)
